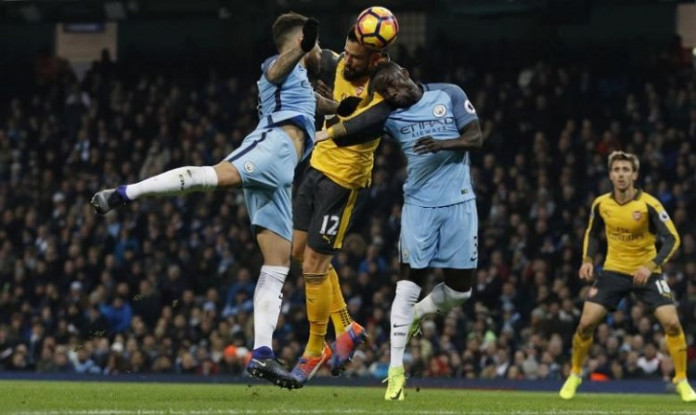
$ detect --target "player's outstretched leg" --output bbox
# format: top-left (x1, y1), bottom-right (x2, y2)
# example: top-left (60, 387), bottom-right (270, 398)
top-left (91, 165), bottom-right (222, 215)
top-left (330, 321), bottom-right (367, 376)
top-left (246, 346), bottom-right (303, 390)
top-left (407, 280), bottom-right (471, 344)
top-left (291, 342), bottom-right (332, 384)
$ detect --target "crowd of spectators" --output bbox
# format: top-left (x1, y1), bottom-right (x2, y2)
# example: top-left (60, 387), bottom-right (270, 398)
top-left (1, 37), bottom-right (696, 384)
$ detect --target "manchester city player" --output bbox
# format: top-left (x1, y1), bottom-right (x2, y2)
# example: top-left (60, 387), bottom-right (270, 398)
top-left (316, 61), bottom-right (483, 400)
top-left (90, 13), bottom-right (332, 389)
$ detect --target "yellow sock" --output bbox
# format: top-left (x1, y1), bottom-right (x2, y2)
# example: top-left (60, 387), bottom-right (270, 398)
top-left (571, 332), bottom-right (593, 375)
top-left (328, 266), bottom-right (353, 334)
top-left (666, 329), bottom-right (687, 382)
top-left (304, 272), bottom-right (331, 357)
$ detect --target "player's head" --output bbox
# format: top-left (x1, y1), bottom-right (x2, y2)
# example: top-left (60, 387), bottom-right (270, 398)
top-left (608, 151), bottom-right (639, 191)
top-left (370, 61), bottom-right (422, 108)
top-left (342, 25), bottom-right (387, 81)
top-left (272, 12), bottom-right (321, 75)
top-left (272, 12), bottom-right (307, 50)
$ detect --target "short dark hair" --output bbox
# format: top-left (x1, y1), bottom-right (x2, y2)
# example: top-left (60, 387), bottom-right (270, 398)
top-left (272, 12), bottom-right (307, 50)
top-left (370, 61), bottom-right (403, 89)
top-left (346, 25), bottom-right (358, 42)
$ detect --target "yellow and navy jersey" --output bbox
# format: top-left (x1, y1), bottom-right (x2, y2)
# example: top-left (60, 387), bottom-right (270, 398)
top-left (583, 190), bottom-right (680, 275)
top-left (310, 52), bottom-right (384, 190)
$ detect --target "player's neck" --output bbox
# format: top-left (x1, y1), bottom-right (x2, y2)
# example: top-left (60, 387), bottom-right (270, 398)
top-left (613, 186), bottom-right (636, 204)
top-left (416, 85), bottom-right (424, 102)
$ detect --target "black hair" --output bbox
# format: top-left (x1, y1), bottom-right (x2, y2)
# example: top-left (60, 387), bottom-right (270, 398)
top-left (272, 12), bottom-right (308, 50)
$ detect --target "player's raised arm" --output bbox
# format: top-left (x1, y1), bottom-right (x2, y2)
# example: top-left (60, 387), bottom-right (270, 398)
top-left (314, 93), bottom-right (338, 115)
top-left (266, 17), bottom-right (319, 84)
top-left (580, 197), bottom-right (605, 281)
top-left (645, 199), bottom-right (680, 270)
top-left (313, 49), bottom-right (340, 98)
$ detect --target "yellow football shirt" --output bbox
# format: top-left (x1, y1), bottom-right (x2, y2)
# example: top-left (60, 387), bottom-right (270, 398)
top-left (583, 190), bottom-right (680, 275)
top-left (310, 56), bottom-right (384, 189)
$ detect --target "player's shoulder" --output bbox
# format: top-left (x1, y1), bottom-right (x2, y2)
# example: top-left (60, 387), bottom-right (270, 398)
top-left (593, 193), bottom-right (612, 206)
top-left (424, 83), bottom-right (466, 97)
top-left (261, 55), bottom-right (279, 71)
top-left (636, 190), bottom-right (663, 208)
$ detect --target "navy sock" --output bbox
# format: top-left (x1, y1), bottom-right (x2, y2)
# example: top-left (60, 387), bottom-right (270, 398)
top-left (251, 346), bottom-right (274, 360)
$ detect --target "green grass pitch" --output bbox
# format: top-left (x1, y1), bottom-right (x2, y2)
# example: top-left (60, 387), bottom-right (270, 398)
top-left (0, 380), bottom-right (693, 414)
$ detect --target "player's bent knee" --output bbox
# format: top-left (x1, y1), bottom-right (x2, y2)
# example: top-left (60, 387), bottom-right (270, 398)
top-left (576, 321), bottom-right (597, 338)
top-left (292, 248), bottom-right (304, 264)
top-left (443, 268), bottom-right (475, 292)
top-left (214, 162), bottom-right (242, 187)
top-left (302, 247), bottom-right (332, 274)
top-left (291, 231), bottom-right (307, 264)
top-left (662, 319), bottom-right (682, 336)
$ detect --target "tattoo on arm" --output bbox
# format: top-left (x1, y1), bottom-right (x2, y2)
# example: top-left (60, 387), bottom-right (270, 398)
top-left (265, 47), bottom-right (306, 84)
top-left (315, 93), bottom-right (338, 115)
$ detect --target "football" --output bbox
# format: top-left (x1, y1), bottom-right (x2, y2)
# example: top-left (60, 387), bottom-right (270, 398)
top-left (354, 6), bottom-right (399, 50)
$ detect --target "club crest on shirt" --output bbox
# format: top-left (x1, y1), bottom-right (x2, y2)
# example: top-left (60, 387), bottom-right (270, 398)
top-left (244, 161), bottom-right (255, 173)
top-left (632, 210), bottom-right (642, 221)
top-left (433, 104), bottom-right (447, 117)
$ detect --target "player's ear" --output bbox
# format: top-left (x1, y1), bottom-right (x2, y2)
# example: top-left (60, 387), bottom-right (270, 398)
top-left (368, 51), bottom-right (384, 68)
top-left (401, 67), bottom-right (410, 79)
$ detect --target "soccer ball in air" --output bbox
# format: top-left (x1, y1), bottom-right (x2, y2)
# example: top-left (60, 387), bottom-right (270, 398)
top-left (354, 6), bottom-right (399, 50)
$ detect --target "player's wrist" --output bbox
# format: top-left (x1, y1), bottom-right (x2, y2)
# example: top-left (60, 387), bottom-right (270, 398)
top-left (643, 260), bottom-right (657, 271)
top-left (327, 124), bottom-right (346, 138)
top-left (582, 256), bottom-right (593, 264)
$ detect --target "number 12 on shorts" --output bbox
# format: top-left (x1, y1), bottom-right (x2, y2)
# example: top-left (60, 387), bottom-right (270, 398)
top-left (320, 215), bottom-right (340, 236)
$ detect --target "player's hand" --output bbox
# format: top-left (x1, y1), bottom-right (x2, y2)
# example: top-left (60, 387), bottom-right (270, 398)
top-left (632, 266), bottom-right (651, 286)
top-left (315, 80), bottom-right (333, 99)
top-left (336, 96), bottom-right (362, 117)
top-left (300, 18), bottom-right (319, 52)
top-left (315, 130), bottom-right (331, 143)
top-left (578, 262), bottom-right (594, 282)
top-left (414, 136), bottom-right (443, 154)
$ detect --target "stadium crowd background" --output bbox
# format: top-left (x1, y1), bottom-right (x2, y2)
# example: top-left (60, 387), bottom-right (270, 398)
top-left (1, 30), bottom-right (696, 384)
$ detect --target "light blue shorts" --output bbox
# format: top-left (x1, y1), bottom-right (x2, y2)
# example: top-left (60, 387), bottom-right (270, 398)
top-left (399, 199), bottom-right (478, 269)
top-left (225, 128), bottom-right (298, 242)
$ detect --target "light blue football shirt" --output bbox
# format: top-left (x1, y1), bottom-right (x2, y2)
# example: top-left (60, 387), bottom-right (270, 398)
top-left (383, 83), bottom-right (478, 207)
top-left (256, 55), bottom-right (316, 161)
